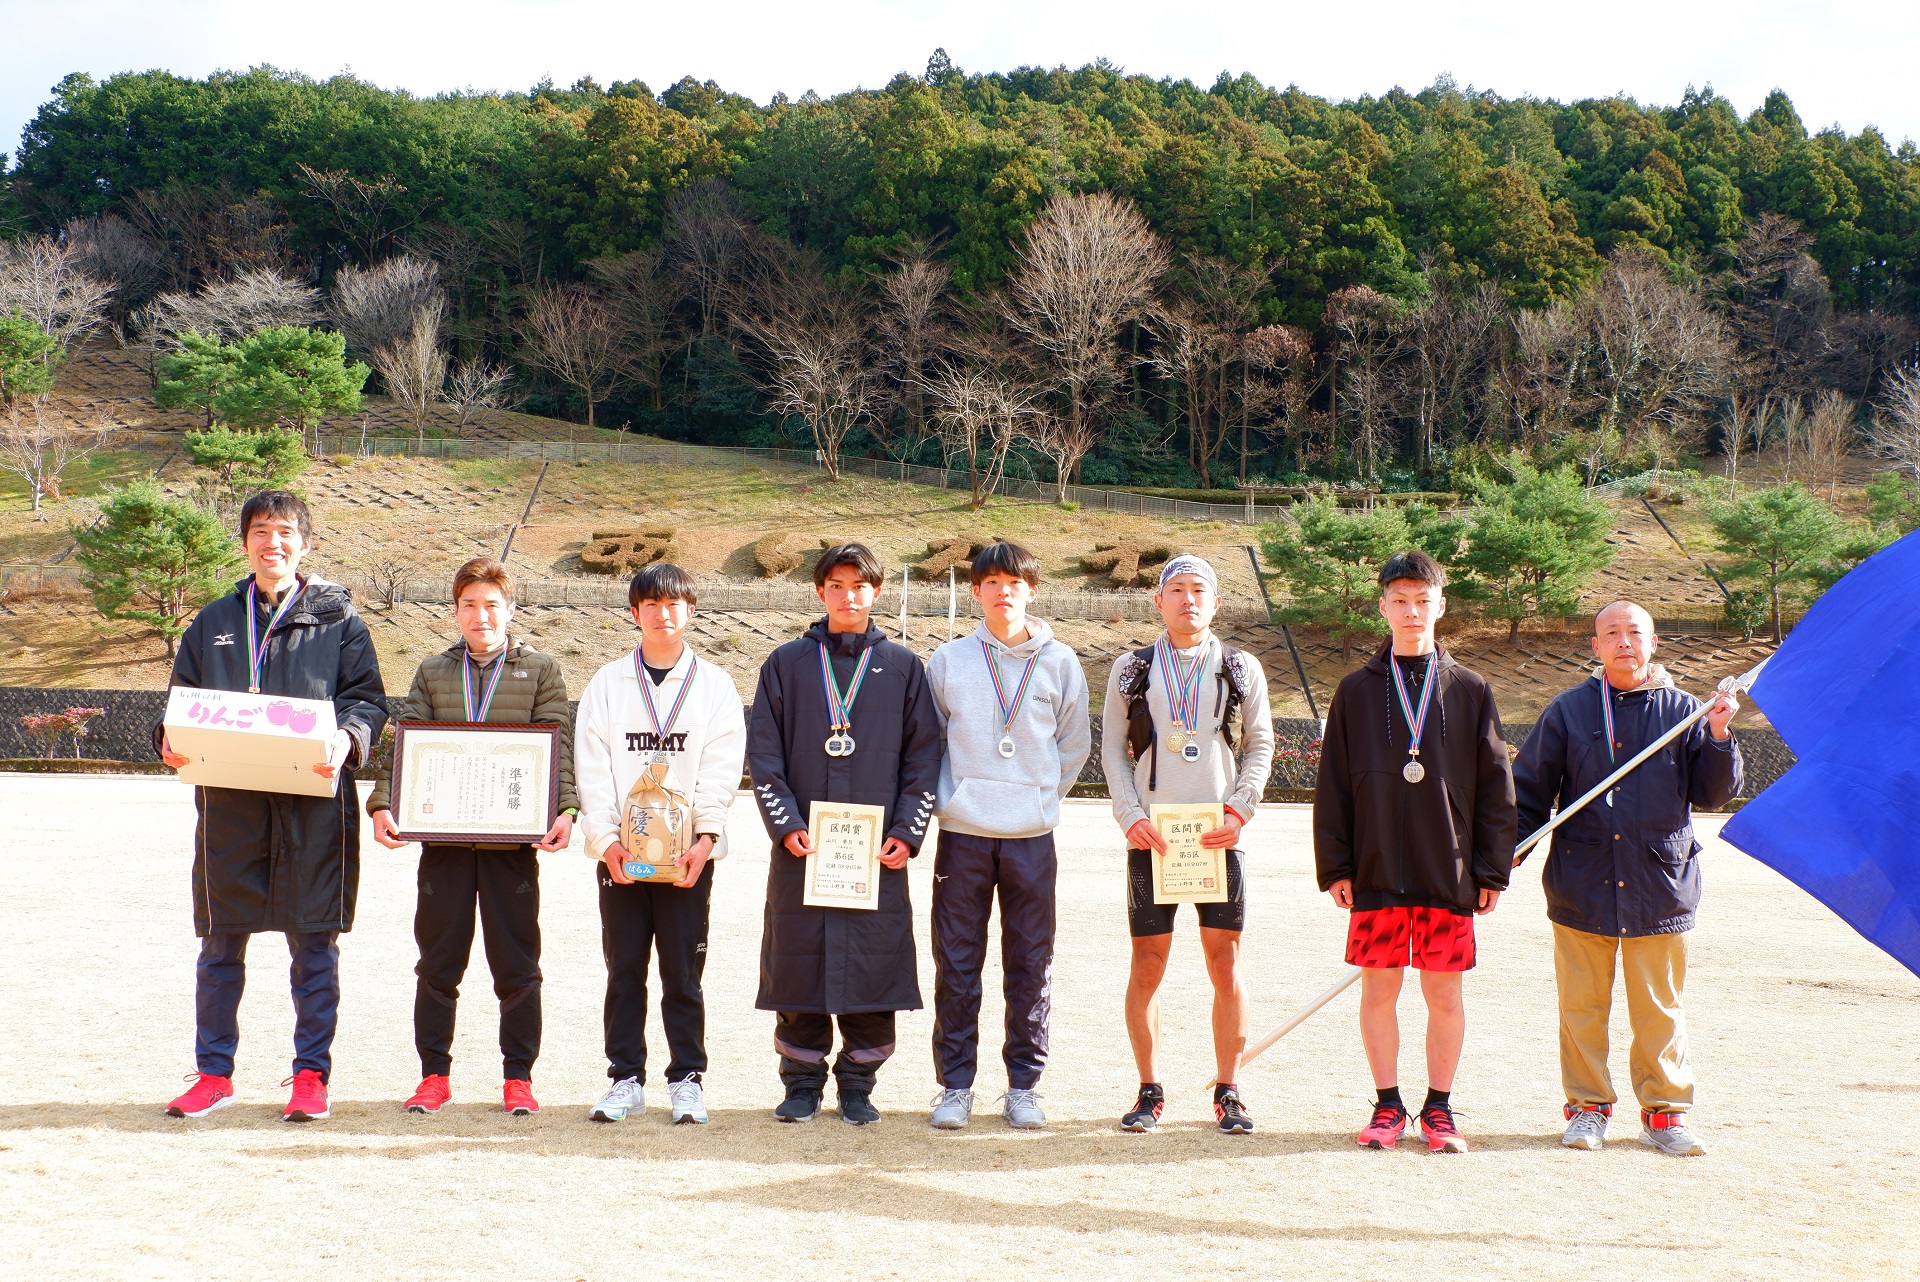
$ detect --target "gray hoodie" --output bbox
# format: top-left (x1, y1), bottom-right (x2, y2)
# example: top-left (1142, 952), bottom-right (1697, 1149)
top-left (927, 618), bottom-right (1092, 839)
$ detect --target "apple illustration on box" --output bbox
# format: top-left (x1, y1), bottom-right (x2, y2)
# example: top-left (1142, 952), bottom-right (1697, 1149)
top-left (265, 700), bottom-right (292, 727)
top-left (288, 707), bottom-right (318, 734)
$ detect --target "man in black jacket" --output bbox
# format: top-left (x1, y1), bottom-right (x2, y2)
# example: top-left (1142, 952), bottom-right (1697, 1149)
top-left (1514, 600), bottom-right (1741, 1158)
top-left (748, 543), bottom-right (942, 1125)
top-left (157, 491), bottom-right (387, 1123)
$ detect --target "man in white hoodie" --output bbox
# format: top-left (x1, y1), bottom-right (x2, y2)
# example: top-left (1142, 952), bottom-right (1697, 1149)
top-left (575, 563), bottom-right (746, 1126)
top-left (925, 542), bottom-right (1091, 1130)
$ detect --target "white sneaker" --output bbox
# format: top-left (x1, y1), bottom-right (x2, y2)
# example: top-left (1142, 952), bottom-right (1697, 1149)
top-left (1561, 1106), bottom-right (1609, 1150)
top-left (1001, 1088), bottom-right (1046, 1130)
top-left (929, 1088), bottom-right (975, 1129)
top-left (668, 1075), bottom-right (709, 1125)
top-left (590, 1076), bottom-right (645, 1123)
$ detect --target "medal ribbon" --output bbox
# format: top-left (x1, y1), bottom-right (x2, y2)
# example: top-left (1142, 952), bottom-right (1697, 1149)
top-left (980, 637), bottom-right (1041, 738)
top-left (463, 647), bottom-right (508, 722)
top-left (1154, 637), bottom-right (1209, 733)
top-left (634, 650), bottom-right (699, 745)
top-left (245, 579), bottom-right (304, 693)
top-left (1389, 654), bottom-right (1435, 756)
top-left (817, 642), bottom-right (873, 733)
top-left (1599, 678), bottom-right (1618, 766)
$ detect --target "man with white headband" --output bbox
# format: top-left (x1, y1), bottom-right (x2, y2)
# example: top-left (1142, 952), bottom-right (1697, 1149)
top-left (1102, 553), bottom-right (1274, 1134)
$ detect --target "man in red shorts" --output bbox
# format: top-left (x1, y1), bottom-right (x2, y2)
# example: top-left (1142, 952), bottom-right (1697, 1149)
top-left (1314, 550), bottom-right (1517, 1152)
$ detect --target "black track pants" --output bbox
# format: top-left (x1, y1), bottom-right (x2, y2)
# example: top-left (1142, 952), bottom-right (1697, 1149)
top-left (414, 844), bottom-right (542, 1081)
top-left (598, 860), bottom-right (714, 1082)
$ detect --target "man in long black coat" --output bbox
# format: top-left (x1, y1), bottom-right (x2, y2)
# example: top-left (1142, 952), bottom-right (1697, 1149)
top-left (748, 543), bottom-right (941, 1125)
top-left (157, 491), bottom-right (387, 1123)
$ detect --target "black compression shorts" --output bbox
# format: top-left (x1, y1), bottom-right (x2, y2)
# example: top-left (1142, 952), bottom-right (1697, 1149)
top-left (1125, 848), bottom-right (1246, 937)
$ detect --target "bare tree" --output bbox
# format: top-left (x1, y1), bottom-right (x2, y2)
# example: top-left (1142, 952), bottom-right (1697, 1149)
top-left (1715, 213), bottom-right (1832, 397)
top-left (331, 256), bottom-right (444, 362)
top-left (123, 182), bottom-right (299, 291)
top-left (1581, 250), bottom-right (1734, 464)
top-left (1723, 391), bottom-right (1773, 487)
top-left (297, 165), bottom-right (429, 263)
top-left (444, 358), bottom-right (519, 433)
top-left (357, 546), bottom-right (429, 609)
top-left (0, 404), bottom-right (111, 516)
top-left (1150, 257), bottom-right (1264, 489)
top-left (1400, 275), bottom-right (1506, 468)
top-left (142, 269), bottom-right (322, 348)
top-left (664, 180), bottom-right (750, 340)
top-left (1801, 387), bottom-right (1855, 501)
top-left (0, 237), bottom-right (113, 349)
top-left (519, 284), bottom-right (627, 428)
top-left (587, 251), bottom-right (682, 411)
top-left (372, 302), bottom-right (448, 444)
top-left (1508, 297), bottom-right (1595, 447)
top-left (872, 243), bottom-right (954, 461)
top-left (729, 246), bottom-right (876, 479)
top-left (63, 215), bottom-right (167, 343)
top-left (1003, 192), bottom-right (1168, 498)
top-left (1324, 285), bottom-right (1404, 480)
top-left (925, 360), bottom-right (1033, 509)
top-left (1871, 365), bottom-right (1920, 478)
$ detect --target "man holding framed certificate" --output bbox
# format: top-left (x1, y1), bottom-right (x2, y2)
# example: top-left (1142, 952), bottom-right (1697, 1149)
top-left (156, 490), bottom-right (387, 1124)
top-left (1102, 554), bottom-right (1274, 1135)
top-left (575, 563), bottom-right (746, 1127)
top-left (368, 558), bottom-right (577, 1117)
top-left (748, 543), bottom-right (942, 1126)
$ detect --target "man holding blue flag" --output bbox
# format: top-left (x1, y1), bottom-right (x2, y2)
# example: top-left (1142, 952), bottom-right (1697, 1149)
top-left (1513, 600), bottom-right (1741, 1157)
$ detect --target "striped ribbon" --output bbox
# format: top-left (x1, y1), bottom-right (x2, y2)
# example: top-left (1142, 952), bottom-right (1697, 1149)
top-left (463, 646), bottom-right (508, 721)
top-left (634, 650), bottom-right (699, 745)
top-left (1600, 677), bottom-right (1618, 766)
top-left (980, 637), bottom-right (1041, 738)
top-left (1154, 636), bottom-right (1210, 734)
top-left (817, 642), bottom-right (872, 733)
top-left (1389, 652), bottom-right (1435, 754)
top-left (245, 579), bottom-right (304, 693)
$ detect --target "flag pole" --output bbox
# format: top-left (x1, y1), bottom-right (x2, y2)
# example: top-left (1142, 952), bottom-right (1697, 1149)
top-left (1226, 658), bottom-right (1769, 1082)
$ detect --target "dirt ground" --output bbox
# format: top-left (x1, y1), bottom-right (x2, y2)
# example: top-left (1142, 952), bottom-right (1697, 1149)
top-left (3, 777), bottom-right (1914, 1280)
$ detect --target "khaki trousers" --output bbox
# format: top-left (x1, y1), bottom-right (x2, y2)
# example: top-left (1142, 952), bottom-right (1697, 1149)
top-left (1552, 923), bottom-right (1692, 1114)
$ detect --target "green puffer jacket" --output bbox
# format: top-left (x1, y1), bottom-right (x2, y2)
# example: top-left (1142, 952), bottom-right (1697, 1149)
top-left (366, 639), bottom-right (579, 816)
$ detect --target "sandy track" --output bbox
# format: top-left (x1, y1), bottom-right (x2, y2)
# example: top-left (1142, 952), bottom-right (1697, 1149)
top-left (2, 777), bottom-right (1915, 1280)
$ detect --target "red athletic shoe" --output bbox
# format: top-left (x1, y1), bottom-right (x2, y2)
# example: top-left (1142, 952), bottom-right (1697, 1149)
top-left (1420, 1101), bottom-right (1468, 1153)
top-left (503, 1079), bottom-right (540, 1116)
top-left (166, 1072), bottom-right (235, 1118)
top-left (404, 1075), bottom-right (452, 1114)
top-left (1356, 1102), bottom-right (1408, 1149)
top-left (282, 1069), bottom-right (330, 1122)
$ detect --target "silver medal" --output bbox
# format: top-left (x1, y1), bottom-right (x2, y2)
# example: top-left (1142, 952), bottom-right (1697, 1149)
top-left (998, 735), bottom-right (1016, 759)
top-left (1181, 740), bottom-right (1201, 763)
top-left (1402, 758), bottom-right (1425, 783)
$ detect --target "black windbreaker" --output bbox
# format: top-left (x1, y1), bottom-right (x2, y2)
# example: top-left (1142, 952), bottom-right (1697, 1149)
top-left (747, 618), bottom-right (942, 1014)
top-left (154, 576), bottom-right (388, 936)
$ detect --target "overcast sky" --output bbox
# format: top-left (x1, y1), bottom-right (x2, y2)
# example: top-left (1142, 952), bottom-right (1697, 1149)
top-left (6, 0), bottom-right (1917, 169)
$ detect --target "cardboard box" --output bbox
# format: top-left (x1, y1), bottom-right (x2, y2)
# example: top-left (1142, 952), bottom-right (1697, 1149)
top-left (164, 687), bottom-right (341, 798)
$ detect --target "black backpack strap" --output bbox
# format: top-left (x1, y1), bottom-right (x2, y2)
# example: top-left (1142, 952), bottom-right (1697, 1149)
top-left (1119, 645), bottom-right (1158, 791)
top-left (1216, 644), bottom-right (1249, 755)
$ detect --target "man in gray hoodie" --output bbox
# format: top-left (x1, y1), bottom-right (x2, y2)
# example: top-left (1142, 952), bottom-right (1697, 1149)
top-left (925, 542), bottom-right (1091, 1130)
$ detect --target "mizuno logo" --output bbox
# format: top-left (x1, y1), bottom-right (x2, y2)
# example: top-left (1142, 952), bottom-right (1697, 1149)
top-left (213, 633), bottom-right (235, 646)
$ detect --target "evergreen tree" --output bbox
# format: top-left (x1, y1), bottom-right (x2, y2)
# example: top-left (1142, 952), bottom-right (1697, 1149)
top-left (1262, 497), bottom-right (1411, 660)
top-left (72, 480), bottom-right (242, 657)
top-left (212, 327), bottom-right (368, 435)
top-left (183, 426), bottom-right (307, 506)
top-left (1708, 482), bottom-right (1842, 642)
top-left (154, 332), bottom-right (240, 427)
top-left (0, 310), bottom-right (59, 405)
top-left (1454, 459), bottom-right (1614, 639)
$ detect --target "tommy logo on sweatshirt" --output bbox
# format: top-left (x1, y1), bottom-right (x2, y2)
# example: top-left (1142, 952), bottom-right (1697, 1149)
top-left (626, 731), bottom-right (689, 753)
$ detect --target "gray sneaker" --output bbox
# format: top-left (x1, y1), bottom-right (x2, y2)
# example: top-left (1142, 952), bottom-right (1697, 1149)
top-left (1001, 1088), bottom-right (1046, 1130)
top-left (929, 1088), bottom-right (975, 1130)
top-left (1561, 1106), bottom-right (1609, 1150)
top-left (589, 1076), bottom-right (645, 1123)
top-left (1640, 1113), bottom-right (1706, 1157)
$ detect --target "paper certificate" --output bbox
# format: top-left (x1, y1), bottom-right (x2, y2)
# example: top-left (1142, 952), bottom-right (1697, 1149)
top-left (1149, 803), bottom-right (1229, 904)
top-left (803, 801), bottom-right (886, 911)
top-left (390, 722), bottom-right (561, 844)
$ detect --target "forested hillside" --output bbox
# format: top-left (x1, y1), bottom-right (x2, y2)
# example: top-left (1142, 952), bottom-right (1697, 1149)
top-left (3, 53), bottom-right (1917, 489)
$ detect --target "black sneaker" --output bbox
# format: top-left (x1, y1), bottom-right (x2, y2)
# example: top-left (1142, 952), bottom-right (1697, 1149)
top-left (1120, 1084), bottom-right (1165, 1132)
top-left (774, 1084), bottom-right (822, 1123)
top-left (838, 1089), bottom-right (881, 1126)
top-left (1214, 1089), bottom-right (1255, 1134)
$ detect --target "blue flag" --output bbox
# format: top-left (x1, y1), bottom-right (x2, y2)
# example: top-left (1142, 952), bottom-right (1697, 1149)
top-left (1722, 529), bottom-right (1920, 979)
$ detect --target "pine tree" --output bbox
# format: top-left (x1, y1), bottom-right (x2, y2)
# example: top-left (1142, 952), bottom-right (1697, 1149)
top-left (1454, 459), bottom-right (1614, 640)
top-left (1708, 483), bottom-right (1842, 643)
top-left (72, 481), bottom-right (241, 658)
top-left (1262, 497), bottom-right (1410, 660)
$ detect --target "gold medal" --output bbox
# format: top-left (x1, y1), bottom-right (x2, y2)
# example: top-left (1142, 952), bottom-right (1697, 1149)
top-left (1166, 730), bottom-right (1186, 752)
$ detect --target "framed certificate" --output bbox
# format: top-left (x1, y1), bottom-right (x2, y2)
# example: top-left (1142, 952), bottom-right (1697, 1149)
top-left (1149, 803), bottom-right (1229, 904)
top-left (803, 801), bottom-right (886, 911)
top-left (390, 722), bottom-right (561, 844)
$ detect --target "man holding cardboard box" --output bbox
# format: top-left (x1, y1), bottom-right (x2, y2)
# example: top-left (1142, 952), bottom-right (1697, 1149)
top-left (157, 491), bottom-right (387, 1123)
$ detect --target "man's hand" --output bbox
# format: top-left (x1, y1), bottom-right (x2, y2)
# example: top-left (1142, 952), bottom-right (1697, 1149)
top-left (533, 812), bottom-right (574, 852)
top-left (782, 830), bottom-right (815, 859)
top-left (1706, 689), bottom-right (1739, 741)
top-left (313, 729), bottom-right (352, 779)
top-left (370, 808), bottom-right (409, 849)
top-left (674, 835), bottom-right (715, 888)
top-left (1125, 818), bottom-right (1167, 854)
top-left (1476, 887), bottom-right (1501, 915)
top-left (159, 732), bottom-right (189, 770)
top-left (1199, 810), bottom-right (1244, 849)
top-left (879, 837), bottom-right (911, 870)
top-left (1327, 878), bottom-right (1354, 909)
top-left (602, 843), bottom-right (635, 885)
